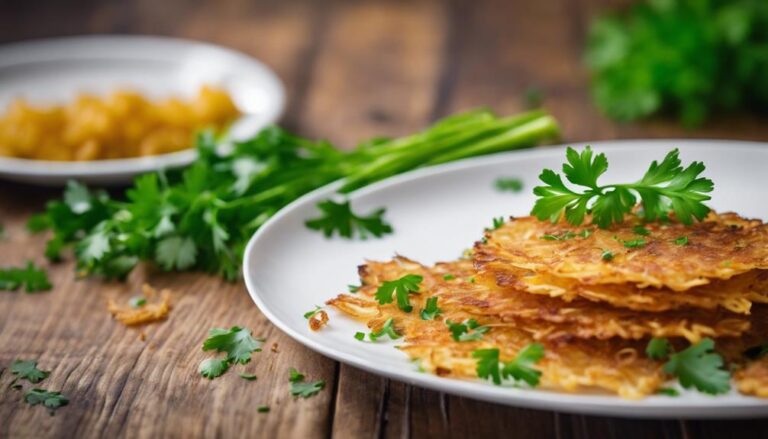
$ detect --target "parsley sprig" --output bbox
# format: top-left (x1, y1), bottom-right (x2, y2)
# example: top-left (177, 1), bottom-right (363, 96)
top-left (447, 319), bottom-right (490, 342)
top-left (199, 326), bottom-right (264, 379)
top-left (473, 344), bottom-right (545, 387)
top-left (374, 274), bottom-right (423, 312)
top-left (646, 337), bottom-right (731, 395)
top-left (0, 262), bottom-right (52, 293)
top-left (532, 147), bottom-right (713, 228)
top-left (10, 360), bottom-right (50, 384)
top-left (305, 200), bottom-right (392, 240)
top-left (288, 368), bottom-right (325, 398)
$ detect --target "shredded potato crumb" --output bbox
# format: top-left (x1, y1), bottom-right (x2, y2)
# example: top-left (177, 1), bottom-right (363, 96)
top-left (271, 343), bottom-right (279, 353)
top-left (108, 284), bottom-right (172, 326)
top-left (308, 310), bottom-right (329, 331)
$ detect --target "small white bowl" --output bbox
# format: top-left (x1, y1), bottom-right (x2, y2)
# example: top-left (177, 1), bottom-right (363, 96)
top-left (0, 35), bottom-right (286, 186)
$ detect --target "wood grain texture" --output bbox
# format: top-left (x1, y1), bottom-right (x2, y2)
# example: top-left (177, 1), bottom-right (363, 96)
top-left (0, 0), bottom-right (766, 438)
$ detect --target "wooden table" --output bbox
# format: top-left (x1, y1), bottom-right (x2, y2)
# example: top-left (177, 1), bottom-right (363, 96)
top-left (1, 0), bottom-right (767, 437)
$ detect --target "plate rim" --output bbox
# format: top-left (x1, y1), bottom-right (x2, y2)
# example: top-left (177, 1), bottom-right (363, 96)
top-left (244, 139), bottom-right (768, 419)
top-left (0, 35), bottom-right (285, 183)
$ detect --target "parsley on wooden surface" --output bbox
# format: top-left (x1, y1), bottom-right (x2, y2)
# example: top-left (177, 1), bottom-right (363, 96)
top-left (32, 110), bottom-right (558, 281)
top-left (447, 319), bottom-right (490, 342)
top-left (495, 177), bottom-right (524, 193)
top-left (238, 373), bottom-right (257, 381)
top-left (10, 360), bottom-right (50, 384)
top-left (305, 200), bottom-right (393, 240)
top-left (420, 297), bottom-right (442, 320)
top-left (199, 326), bottom-right (263, 380)
top-left (24, 388), bottom-right (69, 413)
top-left (473, 343), bottom-right (544, 386)
top-left (199, 358), bottom-right (229, 380)
top-left (0, 262), bottom-right (51, 293)
top-left (202, 326), bottom-right (263, 364)
top-left (257, 405), bottom-right (270, 413)
top-left (374, 274), bottom-right (423, 312)
top-left (288, 368), bottom-right (325, 398)
top-left (532, 147), bottom-right (712, 228)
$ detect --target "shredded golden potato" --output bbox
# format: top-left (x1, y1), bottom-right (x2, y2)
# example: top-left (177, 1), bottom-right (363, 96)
top-left (475, 212), bottom-right (768, 291)
top-left (108, 284), bottom-right (172, 326)
top-left (0, 85), bottom-right (239, 161)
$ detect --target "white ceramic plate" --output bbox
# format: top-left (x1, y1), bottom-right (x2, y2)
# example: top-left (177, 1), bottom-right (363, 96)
top-left (244, 140), bottom-right (768, 419)
top-left (0, 35), bottom-right (285, 185)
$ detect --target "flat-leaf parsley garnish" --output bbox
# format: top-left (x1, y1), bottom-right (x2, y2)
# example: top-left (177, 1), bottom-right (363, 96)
top-left (447, 319), bottom-right (490, 342)
top-left (369, 318), bottom-right (401, 341)
top-left (10, 360), bottom-right (50, 384)
top-left (199, 326), bottom-right (263, 379)
top-left (674, 236), bottom-right (689, 246)
top-left (531, 147), bottom-right (713, 228)
top-left (24, 388), bottom-right (69, 413)
top-left (650, 338), bottom-right (731, 395)
top-left (305, 200), bottom-right (393, 240)
top-left (420, 297), bottom-right (442, 320)
top-left (288, 368), bottom-right (325, 398)
top-left (473, 343), bottom-right (544, 386)
top-left (0, 262), bottom-right (52, 293)
top-left (495, 177), bottom-right (524, 193)
top-left (374, 274), bottom-right (423, 312)
top-left (303, 305), bottom-right (323, 319)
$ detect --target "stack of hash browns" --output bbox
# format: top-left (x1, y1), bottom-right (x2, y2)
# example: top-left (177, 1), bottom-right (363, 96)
top-left (328, 212), bottom-right (768, 399)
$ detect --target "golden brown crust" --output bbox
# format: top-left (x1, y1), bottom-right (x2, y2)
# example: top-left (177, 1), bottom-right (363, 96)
top-left (475, 212), bottom-right (768, 291)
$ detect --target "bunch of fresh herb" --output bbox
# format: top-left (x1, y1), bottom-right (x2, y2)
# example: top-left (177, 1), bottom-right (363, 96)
top-left (32, 109), bottom-right (559, 281)
top-left (585, 0), bottom-right (768, 126)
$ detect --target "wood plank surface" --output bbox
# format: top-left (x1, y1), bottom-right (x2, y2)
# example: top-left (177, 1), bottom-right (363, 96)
top-left (0, 0), bottom-right (767, 438)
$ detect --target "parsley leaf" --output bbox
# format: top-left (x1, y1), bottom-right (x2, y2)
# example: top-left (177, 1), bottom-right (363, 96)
top-left (621, 238), bottom-right (646, 249)
top-left (658, 387), bottom-right (680, 397)
top-left (155, 236), bottom-right (198, 271)
top-left (303, 305), bottom-right (323, 319)
top-left (199, 358), bottom-right (229, 379)
top-left (495, 177), bottom-right (524, 193)
top-left (633, 225), bottom-right (651, 236)
top-left (501, 343), bottom-right (545, 386)
top-left (447, 319), bottom-right (490, 342)
top-left (373, 274), bottom-right (423, 312)
top-left (354, 332), bottom-right (365, 341)
top-left (473, 344), bottom-right (544, 386)
top-left (288, 368), bottom-right (325, 398)
top-left (24, 388), bottom-right (69, 412)
top-left (257, 405), bottom-right (270, 413)
top-left (369, 318), bottom-right (401, 341)
top-left (674, 236), bottom-right (689, 246)
top-left (420, 297), bottom-right (442, 320)
top-left (601, 249), bottom-right (614, 261)
top-left (238, 372), bottom-right (257, 381)
top-left (532, 147), bottom-right (713, 228)
top-left (0, 262), bottom-right (52, 293)
top-left (646, 338), bottom-right (671, 360)
top-left (305, 200), bottom-right (393, 240)
top-left (442, 274), bottom-right (455, 281)
top-left (129, 296), bottom-right (147, 308)
top-left (10, 360), bottom-right (50, 383)
top-left (662, 338), bottom-right (730, 395)
top-left (202, 326), bottom-right (263, 364)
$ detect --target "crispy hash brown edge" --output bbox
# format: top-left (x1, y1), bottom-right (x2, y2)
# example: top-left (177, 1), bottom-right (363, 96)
top-left (476, 212), bottom-right (768, 291)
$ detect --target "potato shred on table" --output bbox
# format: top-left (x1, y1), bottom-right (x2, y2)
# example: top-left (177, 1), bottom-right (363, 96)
top-left (108, 284), bottom-right (172, 326)
top-left (327, 211), bottom-right (768, 399)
